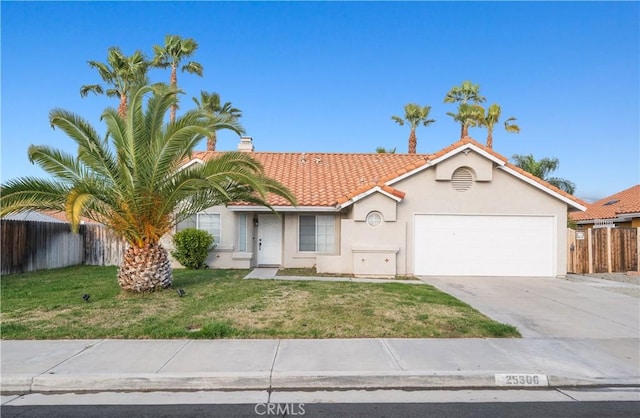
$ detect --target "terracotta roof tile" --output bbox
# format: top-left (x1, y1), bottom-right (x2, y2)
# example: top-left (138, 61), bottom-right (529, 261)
top-left (188, 138), bottom-right (586, 209)
top-left (192, 151), bottom-right (428, 207)
top-left (570, 184), bottom-right (640, 221)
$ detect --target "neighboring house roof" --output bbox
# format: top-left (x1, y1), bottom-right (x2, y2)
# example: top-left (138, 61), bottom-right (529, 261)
top-left (2, 210), bottom-right (67, 223)
top-left (1, 209), bottom-right (99, 224)
top-left (187, 137), bottom-right (587, 211)
top-left (570, 184), bottom-right (640, 223)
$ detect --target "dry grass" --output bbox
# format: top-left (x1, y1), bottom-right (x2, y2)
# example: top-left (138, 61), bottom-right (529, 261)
top-left (1, 266), bottom-right (520, 339)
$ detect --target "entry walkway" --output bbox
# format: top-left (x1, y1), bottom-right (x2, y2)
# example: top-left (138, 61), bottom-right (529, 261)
top-left (244, 268), bottom-right (426, 285)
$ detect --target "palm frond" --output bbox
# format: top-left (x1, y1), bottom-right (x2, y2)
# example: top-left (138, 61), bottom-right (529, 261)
top-left (0, 177), bottom-right (70, 216)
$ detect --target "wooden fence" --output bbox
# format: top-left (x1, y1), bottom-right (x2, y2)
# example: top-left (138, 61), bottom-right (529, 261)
top-left (1, 220), bottom-right (125, 275)
top-left (567, 227), bottom-right (639, 274)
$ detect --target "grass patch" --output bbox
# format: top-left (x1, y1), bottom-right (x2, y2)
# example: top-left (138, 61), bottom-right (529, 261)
top-left (277, 267), bottom-right (417, 280)
top-left (1, 266), bottom-right (520, 339)
top-left (277, 267), bottom-right (353, 278)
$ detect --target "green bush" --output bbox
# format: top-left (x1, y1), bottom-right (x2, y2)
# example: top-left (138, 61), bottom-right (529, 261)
top-left (171, 228), bottom-right (215, 269)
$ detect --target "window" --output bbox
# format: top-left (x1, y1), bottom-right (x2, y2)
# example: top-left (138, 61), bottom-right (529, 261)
top-left (299, 215), bottom-right (335, 253)
top-left (366, 211), bottom-right (383, 228)
top-left (237, 214), bottom-right (247, 251)
top-left (177, 213), bottom-right (221, 244)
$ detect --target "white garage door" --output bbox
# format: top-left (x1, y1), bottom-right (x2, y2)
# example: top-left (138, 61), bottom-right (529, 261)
top-left (414, 214), bottom-right (555, 277)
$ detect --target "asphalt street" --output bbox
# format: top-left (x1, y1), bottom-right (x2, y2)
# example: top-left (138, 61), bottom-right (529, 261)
top-left (2, 401), bottom-right (639, 418)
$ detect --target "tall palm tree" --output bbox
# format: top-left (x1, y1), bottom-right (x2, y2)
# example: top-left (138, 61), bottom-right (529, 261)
top-left (479, 104), bottom-right (520, 149)
top-left (444, 80), bottom-right (486, 104)
top-left (511, 154), bottom-right (576, 194)
top-left (192, 91), bottom-right (244, 151)
top-left (391, 103), bottom-right (435, 153)
top-left (375, 146), bottom-right (396, 154)
top-left (444, 80), bottom-right (486, 138)
top-left (152, 35), bottom-right (203, 122)
top-left (0, 84), bottom-right (296, 293)
top-left (446, 103), bottom-right (484, 139)
top-left (80, 47), bottom-right (149, 117)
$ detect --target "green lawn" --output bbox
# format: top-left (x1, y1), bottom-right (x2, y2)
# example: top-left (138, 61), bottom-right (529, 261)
top-left (0, 266), bottom-right (520, 339)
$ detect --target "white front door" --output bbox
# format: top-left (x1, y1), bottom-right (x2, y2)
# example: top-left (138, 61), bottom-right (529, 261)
top-left (257, 214), bottom-right (282, 266)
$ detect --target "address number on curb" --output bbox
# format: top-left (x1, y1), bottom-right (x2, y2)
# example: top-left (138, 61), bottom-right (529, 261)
top-left (495, 374), bottom-right (549, 387)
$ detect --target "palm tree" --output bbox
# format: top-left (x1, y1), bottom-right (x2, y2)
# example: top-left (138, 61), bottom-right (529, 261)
top-left (80, 47), bottom-right (149, 117)
top-left (391, 103), bottom-right (435, 153)
top-left (511, 154), bottom-right (576, 194)
top-left (446, 103), bottom-right (484, 138)
top-left (375, 146), bottom-right (396, 154)
top-left (0, 84), bottom-right (296, 293)
top-left (192, 91), bottom-right (244, 151)
top-left (444, 80), bottom-right (486, 105)
top-left (479, 104), bottom-right (520, 149)
top-left (152, 35), bottom-right (203, 122)
top-left (444, 80), bottom-right (486, 139)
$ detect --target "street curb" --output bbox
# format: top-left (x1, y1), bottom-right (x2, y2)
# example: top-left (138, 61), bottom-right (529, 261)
top-left (3, 373), bottom-right (639, 395)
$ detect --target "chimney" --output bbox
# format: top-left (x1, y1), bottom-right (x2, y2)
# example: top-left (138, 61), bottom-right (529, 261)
top-left (238, 136), bottom-right (254, 152)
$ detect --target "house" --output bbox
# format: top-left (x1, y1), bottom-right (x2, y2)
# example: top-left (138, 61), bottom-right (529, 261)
top-left (170, 136), bottom-right (586, 277)
top-left (569, 184), bottom-right (640, 229)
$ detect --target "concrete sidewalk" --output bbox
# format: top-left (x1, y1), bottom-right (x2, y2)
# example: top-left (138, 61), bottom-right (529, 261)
top-left (2, 337), bottom-right (639, 394)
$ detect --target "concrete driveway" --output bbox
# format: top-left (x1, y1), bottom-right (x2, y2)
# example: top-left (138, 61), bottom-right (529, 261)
top-left (418, 276), bottom-right (640, 338)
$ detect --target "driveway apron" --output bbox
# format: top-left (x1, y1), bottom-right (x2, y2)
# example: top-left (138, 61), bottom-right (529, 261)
top-left (418, 276), bottom-right (639, 338)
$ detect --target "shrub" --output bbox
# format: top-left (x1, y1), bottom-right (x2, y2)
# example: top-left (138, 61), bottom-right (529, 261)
top-left (171, 228), bottom-right (215, 269)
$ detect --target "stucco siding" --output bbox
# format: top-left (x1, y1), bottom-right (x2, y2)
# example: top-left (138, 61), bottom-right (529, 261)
top-left (393, 152), bottom-right (568, 276)
top-left (353, 192), bottom-right (397, 221)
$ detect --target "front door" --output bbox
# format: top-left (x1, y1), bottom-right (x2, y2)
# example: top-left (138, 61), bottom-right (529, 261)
top-left (257, 214), bottom-right (282, 266)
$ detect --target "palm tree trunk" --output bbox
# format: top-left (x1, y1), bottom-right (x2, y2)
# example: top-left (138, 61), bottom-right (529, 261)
top-left (461, 123), bottom-right (469, 138)
top-left (118, 94), bottom-right (127, 118)
top-left (408, 128), bottom-right (417, 154)
top-left (117, 243), bottom-right (172, 292)
top-left (206, 131), bottom-right (217, 151)
top-left (460, 123), bottom-right (465, 139)
top-left (170, 64), bottom-right (178, 123)
top-left (486, 128), bottom-right (493, 149)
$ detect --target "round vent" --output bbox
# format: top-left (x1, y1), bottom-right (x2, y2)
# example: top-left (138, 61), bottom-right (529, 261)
top-left (451, 167), bottom-right (473, 192)
top-left (366, 211), bottom-right (383, 228)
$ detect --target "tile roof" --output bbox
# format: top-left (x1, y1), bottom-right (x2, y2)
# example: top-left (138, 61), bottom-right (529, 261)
top-left (1, 210), bottom-right (100, 224)
top-left (189, 137), bottom-right (586, 209)
top-left (191, 151), bottom-right (428, 207)
top-left (570, 184), bottom-right (640, 221)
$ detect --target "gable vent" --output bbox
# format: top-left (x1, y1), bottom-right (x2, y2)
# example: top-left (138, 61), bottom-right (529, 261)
top-left (451, 167), bottom-right (473, 192)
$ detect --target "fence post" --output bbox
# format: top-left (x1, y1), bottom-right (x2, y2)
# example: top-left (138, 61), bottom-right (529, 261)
top-left (637, 227), bottom-right (640, 273)
top-left (606, 227), bottom-right (612, 273)
top-left (587, 228), bottom-right (593, 274)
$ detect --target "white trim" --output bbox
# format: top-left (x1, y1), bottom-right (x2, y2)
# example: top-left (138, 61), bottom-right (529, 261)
top-left (336, 186), bottom-right (404, 210)
top-left (386, 143), bottom-right (505, 187)
top-left (178, 158), bottom-right (205, 171)
top-left (228, 205), bottom-right (340, 212)
top-left (577, 214), bottom-right (637, 225)
top-left (352, 246), bottom-right (400, 253)
top-left (497, 166), bottom-right (587, 211)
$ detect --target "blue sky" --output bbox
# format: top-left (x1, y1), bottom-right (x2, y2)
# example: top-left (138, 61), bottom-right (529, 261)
top-left (1, 1), bottom-right (638, 201)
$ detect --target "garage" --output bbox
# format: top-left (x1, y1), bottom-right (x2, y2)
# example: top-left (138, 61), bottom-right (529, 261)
top-left (414, 214), bottom-right (556, 277)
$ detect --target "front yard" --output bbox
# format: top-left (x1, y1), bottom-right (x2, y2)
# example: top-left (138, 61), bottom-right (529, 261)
top-left (0, 266), bottom-right (519, 339)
